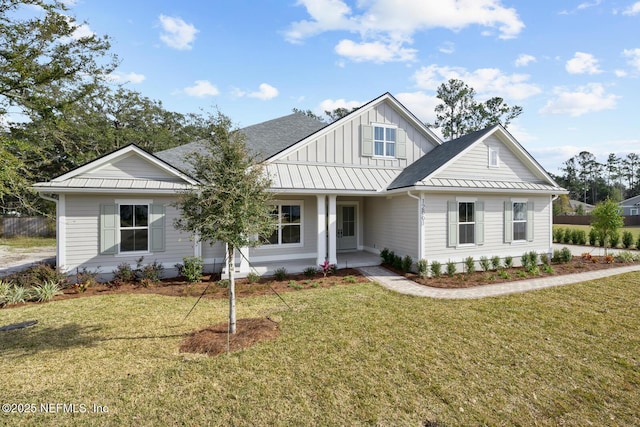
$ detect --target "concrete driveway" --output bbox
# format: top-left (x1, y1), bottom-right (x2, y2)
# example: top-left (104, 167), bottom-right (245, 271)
top-left (0, 245), bottom-right (56, 276)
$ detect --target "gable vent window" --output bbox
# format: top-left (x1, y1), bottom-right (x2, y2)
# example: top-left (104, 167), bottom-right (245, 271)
top-left (489, 146), bottom-right (500, 167)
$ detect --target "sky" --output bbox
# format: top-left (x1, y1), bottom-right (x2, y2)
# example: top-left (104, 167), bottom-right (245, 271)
top-left (58, 0), bottom-right (640, 174)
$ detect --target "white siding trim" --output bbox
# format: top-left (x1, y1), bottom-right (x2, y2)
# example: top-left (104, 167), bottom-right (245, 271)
top-left (59, 194), bottom-right (67, 272)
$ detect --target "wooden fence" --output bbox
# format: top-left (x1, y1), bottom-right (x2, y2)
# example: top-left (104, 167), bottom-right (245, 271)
top-left (1, 217), bottom-right (55, 238)
top-left (554, 215), bottom-right (640, 226)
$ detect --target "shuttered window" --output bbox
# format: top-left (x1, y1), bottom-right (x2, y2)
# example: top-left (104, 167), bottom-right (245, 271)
top-left (100, 203), bottom-right (165, 254)
top-left (361, 124), bottom-right (406, 159)
top-left (448, 200), bottom-right (484, 247)
top-left (504, 201), bottom-right (534, 243)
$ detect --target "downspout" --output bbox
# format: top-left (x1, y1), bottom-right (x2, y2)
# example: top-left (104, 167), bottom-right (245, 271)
top-left (407, 191), bottom-right (424, 262)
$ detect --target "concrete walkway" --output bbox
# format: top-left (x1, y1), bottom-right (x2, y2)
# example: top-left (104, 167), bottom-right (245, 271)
top-left (358, 244), bottom-right (640, 299)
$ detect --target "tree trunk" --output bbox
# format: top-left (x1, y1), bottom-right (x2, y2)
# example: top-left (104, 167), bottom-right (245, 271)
top-left (227, 244), bottom-right (237, 334)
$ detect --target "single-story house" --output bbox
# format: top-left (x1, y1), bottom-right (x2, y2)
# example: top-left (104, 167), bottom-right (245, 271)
top-left (620, 194), bottom-right (640, 216)
top-left (33, 93), bottom-right (567, 279)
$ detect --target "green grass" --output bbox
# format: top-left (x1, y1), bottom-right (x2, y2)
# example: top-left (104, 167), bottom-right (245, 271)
top-left (1, 275), bottom-right (639, 426)
top-left (0, 236), bottom-right (56, 249)
top-left (554, 224), bottom-right (640, 241)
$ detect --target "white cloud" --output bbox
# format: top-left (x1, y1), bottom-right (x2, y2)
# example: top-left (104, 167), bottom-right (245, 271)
top-left (615, 69), bottom-right (628, 77)
top-left (319, 98), bottom-right (363, 114)
top-left (107, 72), bottom-right (146, 84)
top-left (285, 0), bottom-right (524, 63)
top-left (539, 83), bottom-right (619, 116)
top-left (248, 83), bottom-right (279, 100)
top-left (183, 80), bottom-right (219, 97)
top-left (623, 48), bottom-right (640, 72)
top-left (412, 64), bottom-right (541, 100)
top-left (334, 39), bottom-right (417, 63)
top-left (565, 52), bottom-right (602, 74)
top-left (515, 54), bottom-right (536, 67)
top-left (159, 15), bottom-right (198, 50)
top-left (438, 41), bottom-right (455, 54)
top-left (623, 2), bottom-right (640, 15)
top-left (395, 91), bottom-right (440, 125)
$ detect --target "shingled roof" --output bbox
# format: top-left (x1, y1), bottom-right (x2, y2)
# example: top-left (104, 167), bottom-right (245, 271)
top-left (154, 113), bottom-right (327, 174)
top-left (387, 126), bottom-right (496, 190)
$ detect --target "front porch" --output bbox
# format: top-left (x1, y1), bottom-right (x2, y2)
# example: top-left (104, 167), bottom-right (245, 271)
top-left (234, 250), bottom-right (381, 278)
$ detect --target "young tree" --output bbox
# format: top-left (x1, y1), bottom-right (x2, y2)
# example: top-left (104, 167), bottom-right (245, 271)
top-left (430, 79), bottom-right (522, 140)
top-left (173, 112), bottom-right (276, 334)
top-left (590, 199), bottom-right (624, 255)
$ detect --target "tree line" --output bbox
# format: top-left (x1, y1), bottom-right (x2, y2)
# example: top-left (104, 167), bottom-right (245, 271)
top-left (552, 151), bottom-right (640, 207)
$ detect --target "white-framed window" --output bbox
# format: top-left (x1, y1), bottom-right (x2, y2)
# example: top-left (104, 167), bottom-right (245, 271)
top-left (631, 207), bottom-right (639, 216)
top-left (458, 202), bottom-right (475, 245)
top-left (119, 204), bottom-right (149, 252)
top-left (373, 124), bottom-right (396, 157)
top-left (488, 146), bottom-right (500, 167)
top-left (263, 202), bottom-right (303, 246)
top-left (512, 202), bottom-right (527, 241)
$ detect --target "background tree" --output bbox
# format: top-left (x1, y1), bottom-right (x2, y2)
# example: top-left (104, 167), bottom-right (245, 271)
top-left (590, 199), bottom-right (624, 255)
top-left (429, 79), bottom-right (522, 140)
top-left (173, 112), bottom-right (276, 334)
top-left (292, 106), bottom-right (359, 123)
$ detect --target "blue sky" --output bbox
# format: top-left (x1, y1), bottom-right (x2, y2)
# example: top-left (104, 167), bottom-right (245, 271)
top-left (63, 0), bottom-right (640, 175)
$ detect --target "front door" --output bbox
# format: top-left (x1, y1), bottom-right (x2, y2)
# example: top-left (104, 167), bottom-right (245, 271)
top-left (337, 205), bottom-right (357, 251)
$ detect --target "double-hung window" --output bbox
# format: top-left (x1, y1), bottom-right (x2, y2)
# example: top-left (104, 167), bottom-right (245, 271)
top-left (374, 125), bottom-right (396, 157)
top-left (264, 202), bottom-right (302, 245)
top-left (512, 202), bottom-right (527, 241)
top-left (458, 202), bottom-right (475, 245)
top-left (119, 204), bottom-right (149, 252)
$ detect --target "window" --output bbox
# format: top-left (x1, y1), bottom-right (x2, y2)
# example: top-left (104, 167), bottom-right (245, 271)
top-left (119, 204), bottom-right (149, 252)
top-left (263, 203), bottom-right (302, 245)
top-left (631, 208), bottom-right (639, 216)
top-left (488, 146), bottom-right (499, 167)
top-left (513, 202), bottom-right (527, 241)
top-left (374, 125), bottom-right (396, 157)
top-left (458, 202), bottom-right (475, 245)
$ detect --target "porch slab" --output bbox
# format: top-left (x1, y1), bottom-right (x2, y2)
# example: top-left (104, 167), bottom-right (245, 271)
top-left (237, 251), bottom-right (381, 278)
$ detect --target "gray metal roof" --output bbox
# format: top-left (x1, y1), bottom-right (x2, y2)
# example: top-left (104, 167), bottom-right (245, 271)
top-left (266, 163), bottom-right (400, 192)
top-left (417, 178), bottom-right (563, 192)
top-left (33, 178), bottom-right (191, 191)
top-left (388, 127), bottom-right (496, 190)
top-left (154, 113), bottom-right (327, 175)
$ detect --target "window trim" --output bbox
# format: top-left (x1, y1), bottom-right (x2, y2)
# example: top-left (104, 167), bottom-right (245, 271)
top-left (457, 201), bottom-right (476, 246)
top-left (261, 200), bottom-right (304, 248)
top-left (512, 201), bottom-right (528, 242)
top-left (115, 198), bottom-right (153, 255)
top-left (372, 123), bottom-right (397, 158)
top-left (488, 146), bottom-right (500, 168)
top-left (631, 207), bottom-right (639, 216)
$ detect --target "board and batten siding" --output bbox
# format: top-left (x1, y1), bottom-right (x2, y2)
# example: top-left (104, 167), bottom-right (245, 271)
top-left (79, 153), bottom-right (181, 181)
top-left (282, 103), bottom-right (437, 168)
top-left (63, 194), bottom-right (196, 277)
top-left (251, 195), bottom-right (317, 261)
top-left (363, 194), bottom-right (419, 260)
top-left (422, 193), bottom-right (551, 266)
top-left (436, 136), bottom-right (539, 182)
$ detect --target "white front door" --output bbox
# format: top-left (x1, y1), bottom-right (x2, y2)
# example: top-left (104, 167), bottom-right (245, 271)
top-left (337, 204), bottom-right (357, 251)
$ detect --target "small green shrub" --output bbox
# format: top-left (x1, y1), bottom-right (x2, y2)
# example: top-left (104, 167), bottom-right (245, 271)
top-left (380, 248), bottom-right (391, 264)
top-left (464, 257), bottom-right (475, 274)
top-left (217, 279), bottom-right (229, 288)
top-left (522, 251), bottom-right (538, 272)
top-left (416, 259), bottom-right (428, 278)
top-left (246, 272), bottom-right (260, 284)
top-left (31, 280), bottom-right (63, 302)
top-left (343, 275), bottom-right (357, 283)
top-left (588, 228), bottom-right (597, 246)
top-left (179, 256), bottom-right (204, 284)
top-left (6, 285), bottom-right (31, 305)
top-left (392, 254), bottom-right (402, 270)
top-left (553, 227), bottom-right (564, 243)
top-left (303, 266), bottom-right (318, 277)
top-left (430, 261), bottom-right (442, 278)
top-left (622, 231), bottom-right (634, 249)
top-left (560, 247), bottom-right (573, 263)
top-left (4, 263), bottom-right (68, 289)
top-left (563, 228), bottom-right (573, 244)
top-left (75, 267), bottom-right (100, 291)
top-left (542, 264), bottom-right (554, 274)
top-left (615, 251), bottom-right (635, 263)
top-left (498, 269), bottom-right (511, 279)
top-left (112, 262), bottom-right (135, 285)
top-left (401, 255), bottom-right (413, 273)
top-left (479, 256), bottom-right (490, 272)
top-left (540, 253), bottom-right (550, 266)
top-left (574, 229), bottom-right (587, 245)
top-left (139, 260), bottom-right (164, 283)
top-left (446, 261), bottom-right (456, 277)
top-left (503, 256), bottom-right (513, 269)
top-left (311, 282), bottom-right (320, 288)
top-left (273, 267), bottom-right (288, 281)
top-left (491, 256), bottom-right (501, 270)
top-left (609, 230), bottom-right (620, 248)
top-left (0, 280), bottom-right (13, 307)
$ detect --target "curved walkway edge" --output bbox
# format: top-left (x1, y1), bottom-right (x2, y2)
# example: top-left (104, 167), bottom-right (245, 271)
top-left (357, 264), bottom-right (640, 299)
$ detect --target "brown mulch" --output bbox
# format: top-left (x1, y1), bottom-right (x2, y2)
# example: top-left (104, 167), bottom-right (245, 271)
top-left (180, 317), bottom-right (280, 357)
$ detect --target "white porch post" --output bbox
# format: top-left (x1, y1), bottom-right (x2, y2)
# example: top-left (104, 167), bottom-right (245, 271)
top-left (238, 246), bottom-right (250, 273)
top-left (316, 195), bottom-right (327, 265)
top-left (58, 194), bottom-right (66, 272)
top-left (328, 194), bottom-right (338, 265)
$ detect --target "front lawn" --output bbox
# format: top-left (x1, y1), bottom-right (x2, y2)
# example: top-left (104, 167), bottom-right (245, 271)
top-left (0, 236), bottom-right (56, 249)
top-left (1, 275), bottom-right (638, 426)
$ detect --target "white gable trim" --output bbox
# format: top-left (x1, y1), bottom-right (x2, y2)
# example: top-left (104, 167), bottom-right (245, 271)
top-left (264, 92), bottom-right (442, 163)
top-left (52, 144), bottom-right (198, 185)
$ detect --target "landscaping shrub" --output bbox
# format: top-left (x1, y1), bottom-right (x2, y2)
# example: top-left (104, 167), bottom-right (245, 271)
top-left (217, 279), bottom-right (229, 288)
top-left (446, 261), bottom-right (456, 277)
top-left (637, 235), bottom-right (640, 251)
top-left (380, 248), bottom-right (391, 264)
top-left (560, 247), bottom-right (573, 263)
top-left (5, 285), bottom-right (31, 305)
top-left (479, 256), bottom-right (490, 272)
top-left (520, 252), bottom-right (532, 271)
top-left (464, 256), bottom-right (475, 274)
top-left (178, 256), bottom-right (204, 283)
top-left (430, 261), bottom-right (442, 278)
top-left (491, 256), bottom-right (501, 270)
top-left (573, 229), bottom-right (587, 245)
top-left (563, 228), bottom-right (572, 244)
top-left (622, 231), bottom-right (634, 249)
top-left (319, 260), bottom-right (336, 277)
top-left (139, 260), bottom-right (164, 283)
top-left (401, 255), bottom-right (413, 273)
top-left (112, 262), bottom-right (135, 286)
top-left (75, 267), bottom-right (100, 292)
top-left (503, 256), bottom-right (513, 269)
top-left (303, 266), bottom-right (318, 277)
top-left (540, 253), bottom-right (550, 266)
top-left (589, 228), bottom-right (598, 246)
top-left (609, 230), bottom-right (620, 248)
top-left (246, 272), bottom-right (260, 284)
top-left (31, 280), bottom-right (63, 302)
top-left (273, 267), bottom-right (288, 281)
top-left (416, 259), bottom-right (428, 278)
top-left (5, 263), bottom-right (68, 289)
top-left (597, 230), bottom-right (606, 247)
top-left (616, 251), bottom-right (635, 263)
top-left (553, 227), bottom-right (564, 243)
top-left (0, 280), bottom-right (12, 307)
